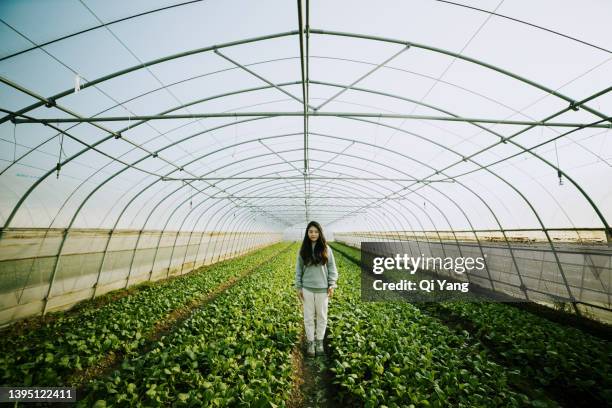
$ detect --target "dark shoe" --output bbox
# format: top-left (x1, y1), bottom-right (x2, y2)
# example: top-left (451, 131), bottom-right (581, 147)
top-left (315, 339), bottom-right (324, 355)
top-left (306, 340), bottom-right (315, 357)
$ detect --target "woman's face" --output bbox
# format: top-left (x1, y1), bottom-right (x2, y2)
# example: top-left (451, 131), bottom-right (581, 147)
top-left (308, 226), bottom-right (320, 242)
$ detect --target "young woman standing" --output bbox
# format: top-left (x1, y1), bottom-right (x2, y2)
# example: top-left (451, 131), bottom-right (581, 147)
top-left (294, 221), bottom-right (339, 356)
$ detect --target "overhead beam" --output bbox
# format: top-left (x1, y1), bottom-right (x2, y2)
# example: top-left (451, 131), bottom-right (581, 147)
top-left (314, 44), bottom-right (410, 111)
top-left (204, 196), bottom-right (386, 199)
top-left (14, 112), bottom-right (611, 128)
top-left (297, 0), bottom-right (310, 221)
top-left (161, 176), bottom-right (454, 182)
top-left (214, 49), bottom-right (315, 110)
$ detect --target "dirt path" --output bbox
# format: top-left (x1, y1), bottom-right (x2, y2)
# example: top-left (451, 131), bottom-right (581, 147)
top-left (289, 331), bottom-right (337, 408)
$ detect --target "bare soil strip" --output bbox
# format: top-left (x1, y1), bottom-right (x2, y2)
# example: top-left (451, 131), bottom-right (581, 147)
top-left (289, 329), bottom-right (338, 406)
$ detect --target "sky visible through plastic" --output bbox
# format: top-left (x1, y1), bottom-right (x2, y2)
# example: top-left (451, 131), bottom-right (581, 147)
top-left (0, 0), bottom-right (611, 236)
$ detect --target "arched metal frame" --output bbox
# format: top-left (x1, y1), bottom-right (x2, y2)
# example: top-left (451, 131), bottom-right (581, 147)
top-left (1, 2), bottom-right (610, 317)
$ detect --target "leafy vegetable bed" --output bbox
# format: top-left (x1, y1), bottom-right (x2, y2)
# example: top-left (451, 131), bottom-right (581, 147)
top-left (328, 244), bottom-right (530, 407)
top-left (435, 301), bottom-right (611, 405)
top-left (77, 243), bottom-right (302, 407)
top-left (331, 242), bottom-right (611, 407)
top-left (0, 242), bottom-right (287, 387)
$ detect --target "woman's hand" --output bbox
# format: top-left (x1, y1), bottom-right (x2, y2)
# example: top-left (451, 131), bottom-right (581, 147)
top-left (297, 289), bottom-right (304, 302)
top-left (327, 287), bottom-right (334, 298)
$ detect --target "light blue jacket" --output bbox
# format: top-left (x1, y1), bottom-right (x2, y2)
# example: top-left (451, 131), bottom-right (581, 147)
top-left (294, 244), bottom-right (338, 290)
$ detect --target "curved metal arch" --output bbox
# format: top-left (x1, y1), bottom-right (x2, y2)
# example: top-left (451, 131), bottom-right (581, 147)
top-left (0, 79), bottom-right (200, 179)
top-left (2, 34), bottom-right (608, 233)
top-left (131, 195), bottom-right (238, 286)
top-left (109, 156), bottom-right (382, 288)
top-left (5, 0), bottom-right (606, 77)
top-left (7, 53), bottom-right (605, 192)
top-left (173, 165), bottom-right (437, 257)
top-left (225, 217), bottom-right (272, 265)
top-left (335, 110), bottom-right (611, 232)
top-left (194, 203), bottom-right (281, 267)
top-left (435, 0), bottom-right (611, 54)
top-left (221, 215), bottom-right (262, 262)
top-left (40, 130), bottom-right (547, 306)
top-left (90, 148), bottom-right (340, 298)
top-left (4, 12), bottom-right (604, 315)
top-left (0, 30), bottom-right (300, 125)
top-left (163, 144), bottom-right (472, 226)
top-left (210, 164), bottom-right (488, 289)
top-left (4, 74), bottom-right (608, 238)
top-left (229, 217), bottom-right (266, 263)
top-left (7, 54), bottom-right (607, 179)
top-left (305, 82), bottom-right (610, 207)
top-left (312, 29), bottom-right (609, 120)
top-left (159, 191), bottom-right (270, 278)
top-left (0, 1), bottom-right (210, 62)
top-left (126, 181), bottom-right (289, 286)
top-left (327, 180), bottom-right (487, 288)
top-left (202, 207), bottom-right (255, 264)
top-left (35, 127), bottom-right (442, 244)
top-left (332, 117), bottom-right (576, 303)
top-left (189, 206), bottom-right (262, 278)
top-left (294, 88), bottom-right (599, 238)
top-left (2, 24), bottom-right (608, 251)
top-left (141, 160), bottom-right (418, 246)
top-left (287, 189), bottom-right (418, 265)
top-left (186, 182), bottom-right (425, 270)
top-left (41, 144), bottom-right (306, 314)
top-left (116, 152), bottom-right (442, 279)
top-left (180, 201), bottom-right (250, 274)
top-left (292, 147), bottom-right (522, 292)
top-left (5, 78), bottom-right (605, 243)
top-left (187, 206), bottom-right (277, 273)
top-left (3, 87), bottom-right (604, 312)
top-left (150, 206), bottom-right (261, 289)
top-left (4, 11), bottom-right (604, 314)
top-left (315, 34), bottom-right (611, 232)
top-left (166, 203), bottom-right (251, 277)
top-left (205, 201), bottom-right (277, 265)
top-left (146, 155), bottom-right (502, 293)
top-left (97, 200), bottom-right (274, 298)
top-left (3, 27), bottom-right (606, 125)
top-left (1, 81), bottom-right (302, 179)
top-left (0, 114), bottom-right (270, 233)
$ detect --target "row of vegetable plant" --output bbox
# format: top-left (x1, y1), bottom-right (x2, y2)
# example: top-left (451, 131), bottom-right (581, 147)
top-left (331, 241), bottom-right (611, 407)
top-left (77, 243), bottom-right (303, 407)
top-left (433, 301), bottom-right (611, 405)
top-left (327, 243), bottom-right (533, 407)
top-left (0, 242), bottom-right (289, 387)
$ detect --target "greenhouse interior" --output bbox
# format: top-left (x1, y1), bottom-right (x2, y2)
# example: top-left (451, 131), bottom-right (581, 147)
top-left (0, 0), bottom-right (610, 407)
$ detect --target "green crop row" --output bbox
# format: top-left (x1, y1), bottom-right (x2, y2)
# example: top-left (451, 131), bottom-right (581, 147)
top-left (331, 241), bottom-right (611, 406)
top-left (77, 243), bottom-right (302, 407)
top-left (435, 301), bottom-right (611, 404)
top-left (328, 243), bottom-right (531, 407)
top-left (0, 242), bottom-right (288, 387)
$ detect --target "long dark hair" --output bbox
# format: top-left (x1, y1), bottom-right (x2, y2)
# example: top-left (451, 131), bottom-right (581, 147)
top-left (300, 221), bottom-right (329, 266)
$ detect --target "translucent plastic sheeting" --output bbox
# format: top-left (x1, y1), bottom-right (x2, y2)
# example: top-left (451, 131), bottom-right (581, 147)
top-left (0, 1), bottom-right (611, 321)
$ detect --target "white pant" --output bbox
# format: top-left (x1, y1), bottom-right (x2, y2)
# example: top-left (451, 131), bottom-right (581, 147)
top-left (302, 288), bottom-right (329, 341)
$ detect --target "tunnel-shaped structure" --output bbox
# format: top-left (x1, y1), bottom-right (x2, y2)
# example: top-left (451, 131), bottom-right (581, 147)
top-left (0, 0), bottom-right (611, 325)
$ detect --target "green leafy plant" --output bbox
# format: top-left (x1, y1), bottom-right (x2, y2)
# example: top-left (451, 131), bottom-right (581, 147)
top-left (77, 245), bottom-right (302, 407)
top-left (0, 243), bottom-right (287, 387)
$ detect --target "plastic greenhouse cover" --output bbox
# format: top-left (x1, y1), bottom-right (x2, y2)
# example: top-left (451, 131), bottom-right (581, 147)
top-left (0, 0), bottom-right (610, 235)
